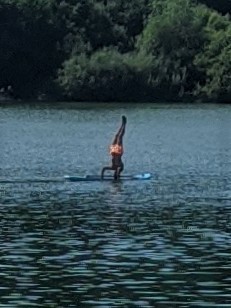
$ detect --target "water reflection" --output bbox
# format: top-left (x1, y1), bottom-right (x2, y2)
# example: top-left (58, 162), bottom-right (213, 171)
top-left (1, 171), bottom-right (231, 307)
top-left (0, 103), bottom-right (231, 306)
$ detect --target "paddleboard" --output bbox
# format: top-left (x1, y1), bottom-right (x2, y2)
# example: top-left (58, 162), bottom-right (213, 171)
top-left (64, 173), bottom-right (151, 182)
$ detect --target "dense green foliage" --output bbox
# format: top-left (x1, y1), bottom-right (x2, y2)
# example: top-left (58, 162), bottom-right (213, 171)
top-left (197, 0), bottom-right (231, 15)
top-left (0, 0), bottom-right (230, 102)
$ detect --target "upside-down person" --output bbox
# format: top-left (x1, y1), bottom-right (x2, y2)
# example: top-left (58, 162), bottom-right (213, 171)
top-left (101, 116), bottom-right (127, 180)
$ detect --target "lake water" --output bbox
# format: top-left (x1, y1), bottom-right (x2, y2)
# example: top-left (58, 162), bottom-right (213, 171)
top-left (0, 102), bottom-right (231, 307)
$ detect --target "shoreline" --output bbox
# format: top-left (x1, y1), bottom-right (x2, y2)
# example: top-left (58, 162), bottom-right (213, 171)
top-left (0, 97), bottom-right (230, 105)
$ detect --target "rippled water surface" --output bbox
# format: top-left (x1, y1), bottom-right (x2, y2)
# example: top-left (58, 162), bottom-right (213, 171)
top-left (0, 102), bottom-right (231, 307)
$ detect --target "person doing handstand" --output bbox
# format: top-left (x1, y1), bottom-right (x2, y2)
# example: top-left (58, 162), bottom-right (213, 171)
top-left (101, 116), bottom-right (127, 180)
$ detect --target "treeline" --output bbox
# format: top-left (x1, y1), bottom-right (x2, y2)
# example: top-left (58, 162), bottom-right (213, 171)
top-left (0, 0), bottom-right (230, 102)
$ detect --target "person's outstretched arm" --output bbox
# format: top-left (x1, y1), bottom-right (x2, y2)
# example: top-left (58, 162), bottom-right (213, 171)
top-left (101, 166), bottom-right (113, 179)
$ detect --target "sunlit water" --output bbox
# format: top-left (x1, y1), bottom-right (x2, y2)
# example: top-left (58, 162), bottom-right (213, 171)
top-left (0, 102), bottom-right (231, 307)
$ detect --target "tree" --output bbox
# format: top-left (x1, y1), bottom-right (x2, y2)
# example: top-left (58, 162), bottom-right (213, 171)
top-left (57, 48), bottom-right (152, 101)
top-left (194, 12), bottom-right (231, 101)
top-left (0, 0), bottom-right (62, 99)
top-left (136, 0), bottom-right (210, 99)
top-left (197, 0), bottom-right (231, 15)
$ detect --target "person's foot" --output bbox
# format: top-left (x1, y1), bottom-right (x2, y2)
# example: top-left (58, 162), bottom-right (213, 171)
top-left (122, 115), bottom-right (127, 124)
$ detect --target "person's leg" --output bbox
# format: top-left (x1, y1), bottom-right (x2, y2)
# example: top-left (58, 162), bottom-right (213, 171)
top-left (112, 116), bottom-right (126, 145)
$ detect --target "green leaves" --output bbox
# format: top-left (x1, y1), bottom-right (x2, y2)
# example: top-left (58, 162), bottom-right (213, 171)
top-left (57, 49), bottom-right (147, 101)
top-left (135, 0), bottom-right (231, 101)
top-left (197, 0), bottom-right (231, 15)
top-left (194, 13), bottom-right (231, 101)
top-left (136, 0), bottom-right (207, 99)
top-left (0, 0), bottom-right (230, 101)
